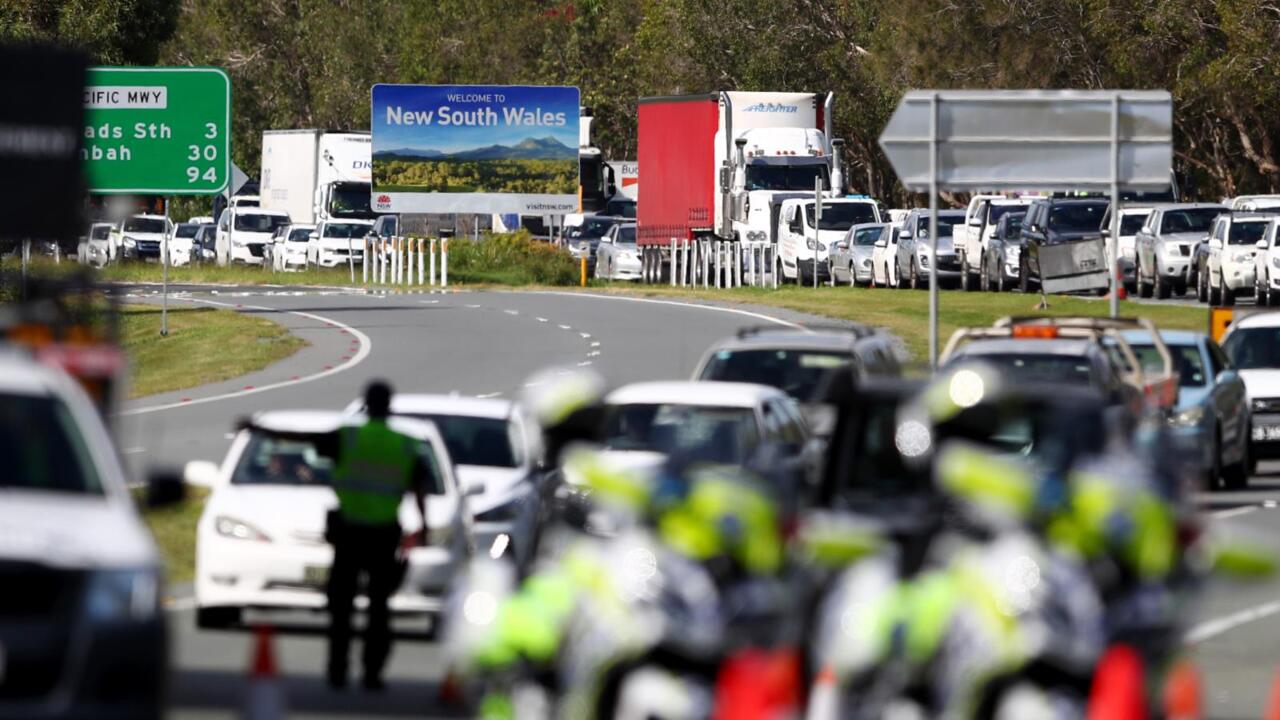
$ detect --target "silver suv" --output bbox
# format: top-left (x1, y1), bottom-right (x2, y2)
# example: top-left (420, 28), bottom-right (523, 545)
top-left (1133, 203), bottom-right (1225, 299)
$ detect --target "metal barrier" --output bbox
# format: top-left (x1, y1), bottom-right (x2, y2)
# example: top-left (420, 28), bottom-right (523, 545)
top-left (363, 236), bottom-right (449, 288)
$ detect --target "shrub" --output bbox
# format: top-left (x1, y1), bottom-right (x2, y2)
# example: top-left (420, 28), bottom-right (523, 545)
top-left (441, 230), bottom-right (580, 286)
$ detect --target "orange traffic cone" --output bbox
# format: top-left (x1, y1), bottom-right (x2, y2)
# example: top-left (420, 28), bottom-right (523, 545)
top-left (243, 624), bottom-right (285, 720)
top-left (1087, 645), bottom-right (1147, 720)
top-left (805, 665), bottom-right (840, 720)
top-left (1162, 659), bottom-right (1202, 720)
top-left (1264, 665), bottom-right (1280, 720)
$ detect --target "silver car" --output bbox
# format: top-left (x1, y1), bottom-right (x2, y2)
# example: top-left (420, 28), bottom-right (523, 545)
top-left (894, 209), bottom-right (965, 289)
top-left (1133, 203), bottom-right (1225, 299)
top-left (830, 223), bottom-right (888, 286)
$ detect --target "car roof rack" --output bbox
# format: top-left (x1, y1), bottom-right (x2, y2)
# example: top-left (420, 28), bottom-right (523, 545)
top-left (735, 322), bottom-right (876, 340)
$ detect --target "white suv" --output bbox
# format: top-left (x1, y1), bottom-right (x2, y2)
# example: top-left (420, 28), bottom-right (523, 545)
top-left (1206, 213), bottom-right (1273, 305)
top-left (1253, 218), bottom-right (1280, 306)
top-left (311, 219), bottom-right (374, 268)
top-left (216, 207), bottom-right (291, 266)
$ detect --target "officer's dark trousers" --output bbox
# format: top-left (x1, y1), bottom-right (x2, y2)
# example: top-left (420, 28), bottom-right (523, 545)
top-left (326, 521), bottom-right (402, 682)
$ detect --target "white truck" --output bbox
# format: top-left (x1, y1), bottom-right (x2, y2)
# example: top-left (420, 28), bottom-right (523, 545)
top-left (259, 130), bottom-right (375, 226)
top-left (955, 195), bottom-right (1033, 291)
top-left (775, 196), bottom-right (880, 284)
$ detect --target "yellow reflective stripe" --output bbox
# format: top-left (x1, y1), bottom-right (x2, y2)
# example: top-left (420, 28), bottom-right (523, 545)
top-left (936, 444), bottom-right (1035, 517)
top-left (1130, 494), bottom-right (1174, 580)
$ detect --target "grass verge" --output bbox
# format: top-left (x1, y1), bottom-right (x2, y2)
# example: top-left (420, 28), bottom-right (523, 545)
top-left (579, 284), bottom-right (1210, 362)
top-left (121, 303), bottom-right (306, 398)
top-left (135, 486), bottom-right (208, 584)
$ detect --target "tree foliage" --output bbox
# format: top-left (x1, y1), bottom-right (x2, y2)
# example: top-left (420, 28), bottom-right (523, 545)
top-left (135, 0), bottom-right (1280, 201)
top-left (0, 0), bottom-right (179, 64)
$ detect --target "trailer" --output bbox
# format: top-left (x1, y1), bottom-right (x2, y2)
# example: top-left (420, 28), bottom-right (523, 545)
top-left (260, 130), bottom-right (375, 226)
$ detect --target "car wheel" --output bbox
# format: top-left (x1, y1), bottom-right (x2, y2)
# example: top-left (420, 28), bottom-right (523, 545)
top-left (1258, 274), bottom-right (1270, 306)
top-left (1019, 255), bottom-right (1030, 293)
top-left (1174, 279), bottom-right (1188, 296)
top-left (979, 255), bottom-right (991, 292)
top-left (893, 259), bottom-right (903, 289)
top-left (1155, 270), bottom-right (1171, 299)
top-left (1209, 271), bottom-right (1222, 305)
top-left (910, 260), bottom-right (923, 290)
top-left (848, 263), bottom-right (857, 287)
top-left (197, 606), bottom-right (242, 630)
top-left (960, 256), bottom-right (973, 291)
top-left (1225, 437), bottom-right (1251, 490)
top-left (1222, 270), bottom-right (1236, 306)
top-left (997, 259), bottom-right (1008, 292)
top-left (1138, 259), bottom-right (1153, 298)
top-left (1207, 432), bottom-right (1224, 491)
top-left (1198, 267), bottom-right (1208, 303)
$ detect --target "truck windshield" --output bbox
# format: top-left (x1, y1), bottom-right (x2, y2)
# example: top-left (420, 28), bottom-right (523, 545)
top-left (1048, 204), bottom-right (1107, 233)
top-left (0, 393), bottom-right (104, 495)
top-left (1159, 208), bottom-right (1220, 234)
top-left (1229, 221), bottom-right (1268, 245)
top-left (805, 203), bottom-right (877, 231)
top-left (323, 223), bottom-right (372, 239)
top-left (745, 163), bottom-right (829, 192)
top-left (235, 214), bottom-right (290, 233)
top-left (602, 403), bottom-right (759, 465)
top-left (330, 182), bottom-right (373, 218)
top-left (565, 217), bottom-right (618, 240)
top-left (604, 199), bottom-right (636, 218)
top-left (124, 217), bottom-right (166, 234)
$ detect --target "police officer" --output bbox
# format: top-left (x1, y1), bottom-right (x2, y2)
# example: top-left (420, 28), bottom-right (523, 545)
top-left (243, 381), bottom-right (431, 690)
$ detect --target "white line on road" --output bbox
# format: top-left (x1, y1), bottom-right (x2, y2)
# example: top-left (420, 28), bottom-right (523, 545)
top-left (579, 332), bottom-right (591, 339)
top-left (1186, 601), bottom-right (1280, 644)
top-left (530, 291), bottom-right (808, 330)
top-left (558, 324), bottom-right (572, 330)
top-left (504, 309), bottom-right (519, 315)
top-left (536, 317), bottom-right (548, 322)
top-left (119, 300), bottom-right (373, 416)
top-left (1211, 506), bottom-right (1259, 520)
top-left (476, 392), bottom-right (503, 399)
top-left (164, 596), bottom-right (199, 612)
top-left (121, 447), bottom-right (146, 455)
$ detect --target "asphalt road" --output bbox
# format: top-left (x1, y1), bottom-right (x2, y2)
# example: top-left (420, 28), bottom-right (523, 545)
top-left (115, 286), bottom-right (824, 719)
top-left (113, 285), bottom-right (1280, 719)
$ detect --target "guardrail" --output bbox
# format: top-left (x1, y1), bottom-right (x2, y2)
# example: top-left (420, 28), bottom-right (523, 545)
top-left (363, 236), bottom-right (448, 288)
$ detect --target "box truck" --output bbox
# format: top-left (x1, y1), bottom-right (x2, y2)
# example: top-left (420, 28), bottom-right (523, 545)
top-left (259, 130), bottom-right (375, 225)
top-left (636, 91), bottom-right (844, 281)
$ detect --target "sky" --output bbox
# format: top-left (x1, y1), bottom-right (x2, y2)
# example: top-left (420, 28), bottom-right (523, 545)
top-left (371, 84), bottom-right (580, 154)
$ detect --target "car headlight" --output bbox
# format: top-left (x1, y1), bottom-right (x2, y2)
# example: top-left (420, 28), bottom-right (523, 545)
top-left (215, 515), bottom-right (270, 542)
top-left (122, 236), bottom-right (136, 247)
top-left (1169, 406), bottom-right (1205, 427)
top-left (860, 258), bottom-right (871, 268)
top-left (919, 254), bottom-right (930, 267)
top-left (1006, 246), bottom-right (1020, 260)
top-left (1271, 256), bottom-right (1280, 269)
top-left (806, 238), bottom-right (818, 250)
top-left (85, 568), bottom-right (159, 622)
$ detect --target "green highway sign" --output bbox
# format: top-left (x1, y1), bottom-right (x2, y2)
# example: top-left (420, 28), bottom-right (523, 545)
top-left (84, 67), bottom-right (230, 195)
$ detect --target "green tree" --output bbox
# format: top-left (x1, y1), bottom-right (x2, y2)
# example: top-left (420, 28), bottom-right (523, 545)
top-left (0, 0), bottom-right (180, 64)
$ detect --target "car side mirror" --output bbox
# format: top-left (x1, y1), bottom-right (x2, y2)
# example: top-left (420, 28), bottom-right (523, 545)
top-left (898, 229), bottom-right (910, 240)
top-left (836, 241), bottom-right (849, 250)
top-left (308, 232), bottom-right (319, 241)
top-left (1257, 240), bottom-right (1269, 251)
top-left (1209, 239), bottom-right (1222, 250)
top-left (968, 217), bottom-right (982, 227)
top-left (183, 460), bottom-right (220, 488)
top-left (1100, 228), bottom-right (1111, 237)
top-left (874, 239), bottom-right (887, 249)
top-left (462, 478), bottom-right (485, 497)
top-left (146, 468), bottom-right (187, 508)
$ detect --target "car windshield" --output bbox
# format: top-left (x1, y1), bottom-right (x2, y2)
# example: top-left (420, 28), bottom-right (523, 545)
top-left (124, 217), bottom-right (166, 234)
top-left (806, 203), bottom-right (877, 231)
top-left (745, 163), bottom-right (830, 191)
top-left (174, 224), bottom-right (199, 238)
top-left (1048, 204), bottom-right (1107, 233)
top-left (232, 434), bottom-right (333, 486)
top-left (1001, 214), bottom-right (1025, 237)
top-left (234, 214), bottom-right (289, 233)
top-left (565, 218), bottom-right (617, 240)
top-left (914, 215), bottom-right (961, 239)
top-left (1120, 213), bottom-right (1149, 236)
top-left (698, 349), bottom-right (850, 402)
top-left (1130, 343), bottom-right (1207, 387)
top-left (1224, 327), bottom-right (1280, 369)
top-left (288, 228), bottom-right (313, 242)
top-left (407, 414), bottom-right (521, 468)
top-left (854, 227), bottom-right (884, 246)
top-left (0, 393), bottom-right (104, 495)
top-left (604, 200), bottom-right (636, 218)
top-left (958, 352), bottom-right (1095, 384)
top-left (1160, 209), bottom-right (1220, 234)
top-left (614, 226), bottom-right (637, 245)
top-left (90, 226), bottom-right (111, 240)
top-left (323, 223), bottom-right (372, 239)
top-left (988, 204), bottom-right (1026, 224)
top-left (602, 403), bottom-right (759, 464)
top-left (1229, 221), bottom-right (1268, 245)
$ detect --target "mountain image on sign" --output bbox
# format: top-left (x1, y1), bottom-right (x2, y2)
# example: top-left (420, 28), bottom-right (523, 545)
top-left (373, 136), bottom-right (576, 194)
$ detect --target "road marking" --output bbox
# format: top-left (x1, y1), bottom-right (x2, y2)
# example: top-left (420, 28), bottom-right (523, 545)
top-left (1186, 601), bottom-right (1280, 644)
top-left (119, 300), bottom-right (372, 416)
top-left (579, 332), bottom-right (592, 339)
top-left (558, 324), bottom-right (572, 330)
top-left (164, 596), bottom-right (199, 612)
top-left (590, 341), bottom-right (601, 348)
top-left (536, 317), bottom-right (548, 323)
top-left (476, 392), bottom-right (503, 399)
top-left (121, 446), bottom-right (146, 455)
top-left (504, 309), bottom-right (519, 315)
top-left (419, 300), bottom-right (439, 305)
top-left (1211, 506), bottom-right (1259, 520)
top-left (530, 291), bottom-right (808, 330)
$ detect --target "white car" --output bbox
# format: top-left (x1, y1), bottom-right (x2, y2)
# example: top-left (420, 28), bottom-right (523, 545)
top-left (85, 221), bottom-right (115, 267)
top-left (114, 214), bottom-right (172, 262)
top-left (1133, 204), bottom-right (1221, 299)
top-left (1222, 312), bottom-right (1280, 472)
top-left (1206, 213), bottom-right (1271, 305)
top-left (0, 353), bottom-right (171, 716)
top-left (375, 395), bottom-right (544, 568)
top-left (271, 223), bottom-right (316, 271)
top-left (1252, 218), bottom-right (1280, 306)
top-left (188, 215), bottom-right (215, 225)
top-left (216, 206), bottom-right (291, 266)
top-left (311, 219), bottom-right (374, 268)
top-left (599, 380), bottom-right (819, 476)
top-left (595, 222), bottom-right (641, 280)
top-left (166, 222), bottom-right (201, 267)
top-left (775, 198), bottom-right (880, 284)
top-left (188, 410), bottom-right (473, 628)
top-left (1108, 206), bottom-right (1154, 287)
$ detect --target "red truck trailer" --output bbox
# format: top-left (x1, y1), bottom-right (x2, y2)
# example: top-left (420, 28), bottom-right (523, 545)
top-left (636, 92), bottom-right (841, 283)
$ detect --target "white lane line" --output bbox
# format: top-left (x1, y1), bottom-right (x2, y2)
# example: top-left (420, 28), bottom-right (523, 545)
top-left (1211, 506), bottom-right (1259, 520)
top-left (120, 300), bottom-right (372, 416)
top-left (121, 447), bottom-right (146, 455)
top-left (1186, 601), bottom-right (1280, 644)
top-left (587, 351), bottom-right (601, 357)
top-left (164, 596), bottom-right (199, 612)
top-left (476, 392), bottom-right (503, 399)
top-left (579, 332), bottom-right (592, 339)
top-left (504, 309), bottom-right (519, 315)
top-left (577, 361), bottom-right (593, 367)
top-left (590, 341), bottom-right (601, 348)
top-left (558, 324), bottom-right (572, 330)
top-left (536, 317), bottom-right (549, 323)
top-left (529, 291), bottom-right (808, 330)
top-left (420, 300), bottom-right (439, 305)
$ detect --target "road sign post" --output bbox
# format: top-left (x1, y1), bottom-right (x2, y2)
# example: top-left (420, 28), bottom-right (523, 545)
top-left (84, 67), bottom-right (231, 336)
top-left (879, 90), bottom-right (1173, 368)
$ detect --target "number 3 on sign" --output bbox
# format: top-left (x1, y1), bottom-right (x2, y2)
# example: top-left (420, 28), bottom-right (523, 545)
top-left (187, 167), bottom-right (217, 183)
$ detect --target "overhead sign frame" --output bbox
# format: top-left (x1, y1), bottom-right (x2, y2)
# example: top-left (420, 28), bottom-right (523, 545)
top-left (878, 89), bottom-right (1174, 366)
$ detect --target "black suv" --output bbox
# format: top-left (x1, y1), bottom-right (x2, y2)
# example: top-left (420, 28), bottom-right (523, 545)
top-left (1018, 198), bottom-right (1109, 292)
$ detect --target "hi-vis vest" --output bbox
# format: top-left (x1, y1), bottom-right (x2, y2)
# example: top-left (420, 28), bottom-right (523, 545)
top-left (333, 420), bottom-right (415, 525)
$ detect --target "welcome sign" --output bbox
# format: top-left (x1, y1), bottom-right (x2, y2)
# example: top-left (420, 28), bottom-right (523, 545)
top-left (371, 84), bottom-right (580, 214)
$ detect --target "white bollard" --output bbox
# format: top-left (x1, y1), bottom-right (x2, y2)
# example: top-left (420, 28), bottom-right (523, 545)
top-left (772, 246), bottom-right (779, 289)
top-left (441, 238), bottom-right (449, 288)
top-left (417, 238), bottom-right (424, 285)
top-left (715, 242), bottom-right (722, 289)
top-left (362, 237), bottom-right (370, 284)
top-left (429, 238), bottom-right (437, 286)
top-left (670, 237), bottom-right (677, 287)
